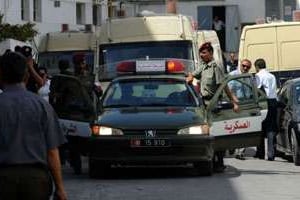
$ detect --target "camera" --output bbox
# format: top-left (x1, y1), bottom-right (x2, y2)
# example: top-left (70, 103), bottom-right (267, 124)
top-left (20, 46), bottom-right (33, 58)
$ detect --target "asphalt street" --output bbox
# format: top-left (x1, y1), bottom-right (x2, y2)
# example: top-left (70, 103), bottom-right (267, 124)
top-left (61, 147), bottom-right (300, 200)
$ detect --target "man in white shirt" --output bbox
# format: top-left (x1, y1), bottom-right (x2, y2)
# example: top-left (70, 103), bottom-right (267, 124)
top-left (229, 59), bottom-right (252, 160)
top-left (213, 16), bottom-right (225, 31)
top-left (254, 58), bottom-right (278, 161)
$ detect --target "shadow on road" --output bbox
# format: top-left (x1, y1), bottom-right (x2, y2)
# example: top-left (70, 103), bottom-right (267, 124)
top-left (63, 162), bottom-right (242, 200)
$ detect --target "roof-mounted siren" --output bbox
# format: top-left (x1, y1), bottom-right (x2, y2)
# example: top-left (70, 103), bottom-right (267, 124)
top-left (61, 24), bottom-right (69, 32)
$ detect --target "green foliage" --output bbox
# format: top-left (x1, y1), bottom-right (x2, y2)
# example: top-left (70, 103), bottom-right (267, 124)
top-left (0, 14), bottom-right (38, 42)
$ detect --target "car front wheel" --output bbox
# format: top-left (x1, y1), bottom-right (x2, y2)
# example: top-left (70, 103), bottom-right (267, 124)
top-left (291, 129), bottom-right (300, 166)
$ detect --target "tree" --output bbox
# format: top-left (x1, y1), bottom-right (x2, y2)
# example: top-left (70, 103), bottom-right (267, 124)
top-left (0, 14), bottom-right (38, 42)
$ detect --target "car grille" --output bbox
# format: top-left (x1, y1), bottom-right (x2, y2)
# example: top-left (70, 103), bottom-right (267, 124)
top-left (122, 129), bottom-right (178, 136)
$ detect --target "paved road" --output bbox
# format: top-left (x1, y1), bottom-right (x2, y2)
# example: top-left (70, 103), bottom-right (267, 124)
top-left (62, 148), bottom-right (300, 200)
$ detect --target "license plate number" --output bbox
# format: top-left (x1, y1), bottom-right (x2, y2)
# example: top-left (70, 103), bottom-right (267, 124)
top-left (136, 60), bottom-right (165, 72)
top-left (130, 139), bottom-right (170, 148)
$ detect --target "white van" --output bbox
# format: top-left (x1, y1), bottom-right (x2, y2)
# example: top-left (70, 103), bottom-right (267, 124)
top-left (38, 31), bottom-right (97, 75)
top-left (239, 22), bottom-right (300, 86)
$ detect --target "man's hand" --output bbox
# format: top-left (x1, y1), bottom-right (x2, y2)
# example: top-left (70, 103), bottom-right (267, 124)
top-left (48, 148), bottom-right (67, 200)
top-left (54, 189), bottom-right (67, 200)
top-left (26, 58), bottom-right (34, 70)
top-left (186, 73), bottom-right (194, 84)
top-left (233, 102), bottom-right (240, 113)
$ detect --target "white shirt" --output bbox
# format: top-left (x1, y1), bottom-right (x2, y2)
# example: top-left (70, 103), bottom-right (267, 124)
top-left (229, 68), bottom-right (240, 76)
top-left (38, 79), bottom-right (51, 102)
top-left (229, 69), bottom-right (253, 99)
top-left (213, 20), bottom-right (224, 31)
top-left (255, 69), bottom-right (277, 99)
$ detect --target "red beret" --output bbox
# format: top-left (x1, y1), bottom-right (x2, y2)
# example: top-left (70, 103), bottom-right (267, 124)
top-left (199, 42), bottom-right (213, 53)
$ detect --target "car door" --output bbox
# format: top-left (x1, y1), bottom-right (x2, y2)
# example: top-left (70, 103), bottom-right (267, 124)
top-left (207, 74), bottom-right (263, 150)
top-left (277, 82), bottom-right (292, 151)
top-left (49, 74), bottom-right (97, 139)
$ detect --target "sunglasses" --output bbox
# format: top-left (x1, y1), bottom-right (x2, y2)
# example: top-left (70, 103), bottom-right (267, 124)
top-left (242, 64), bottom-right (251, 69)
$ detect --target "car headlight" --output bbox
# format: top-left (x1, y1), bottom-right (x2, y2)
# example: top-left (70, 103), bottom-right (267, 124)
top-left (177, 124), bottom-right (210, 135)
top-left (91, 125), bottom-right (123, 136)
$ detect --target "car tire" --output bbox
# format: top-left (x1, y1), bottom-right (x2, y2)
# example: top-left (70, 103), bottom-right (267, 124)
top-left (291, 129), bottom-right (300, 166)
top-left (194, 161), bottom-right (213, 176)
top-left (88, 158), bottom-right (110, 178)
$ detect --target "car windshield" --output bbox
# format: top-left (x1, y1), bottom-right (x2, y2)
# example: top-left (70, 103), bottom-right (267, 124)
top-left (102, 79), bottom-right (198, 107)
top-left (38, 51), bottom-right (94, 75)
top-left (98, 41), bottom-right (195, 81)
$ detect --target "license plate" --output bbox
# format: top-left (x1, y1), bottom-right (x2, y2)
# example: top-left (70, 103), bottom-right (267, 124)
top-left (130, 139), bottom-right (170, 148)
top-left (136, 60), bottom-right (165, 72)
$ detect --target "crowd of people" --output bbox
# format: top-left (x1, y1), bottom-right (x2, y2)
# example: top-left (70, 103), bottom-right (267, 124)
top-left (0, 45), bottom-right (98, 199)
top-left (0, 41), bottom-right (279, 199)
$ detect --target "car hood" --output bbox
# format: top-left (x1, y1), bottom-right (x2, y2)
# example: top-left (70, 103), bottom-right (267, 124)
top-left (97, 107), bottom-right (205, 129)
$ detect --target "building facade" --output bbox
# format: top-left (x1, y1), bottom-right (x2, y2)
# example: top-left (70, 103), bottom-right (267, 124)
top-left (1, 0), bottom-right (300, 51)
top-left (0, 0), bottom-right (108, 36)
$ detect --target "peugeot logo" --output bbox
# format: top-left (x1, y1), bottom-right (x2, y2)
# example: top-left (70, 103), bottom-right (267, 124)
top-left (145, 130), bottom-right (156, 137)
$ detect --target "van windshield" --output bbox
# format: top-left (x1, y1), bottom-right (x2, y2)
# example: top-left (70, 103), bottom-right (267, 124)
top-left (98, 41), bottom-right (194, 80)
top-left (100, 41), bottom-right (193, 65)
top-left (38, 51), bottom-right (94, 76)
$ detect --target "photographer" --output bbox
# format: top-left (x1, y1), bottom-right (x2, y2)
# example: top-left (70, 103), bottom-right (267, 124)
top-left (21, 46), bottom-right (44, 93)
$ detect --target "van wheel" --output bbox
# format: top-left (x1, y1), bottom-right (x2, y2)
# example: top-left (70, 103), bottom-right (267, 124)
top-left (194, 161), bottom-right (213, 176)
top-left (291, 129), bottom-right (300, 166)
top-left (88, 158), bottom-right (110, 178)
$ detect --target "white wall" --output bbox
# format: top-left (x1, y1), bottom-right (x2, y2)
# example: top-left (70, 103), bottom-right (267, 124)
top-left (1, 0), bottom-right (22, 24)
top-left (1, 0), bottom-right (265, 48)
top-left (1, 0), bottom-right (100, 27)
top-left (42, 1), bottom-right (75, 24)
top-left (136, 0), bottom-right (265, 24)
